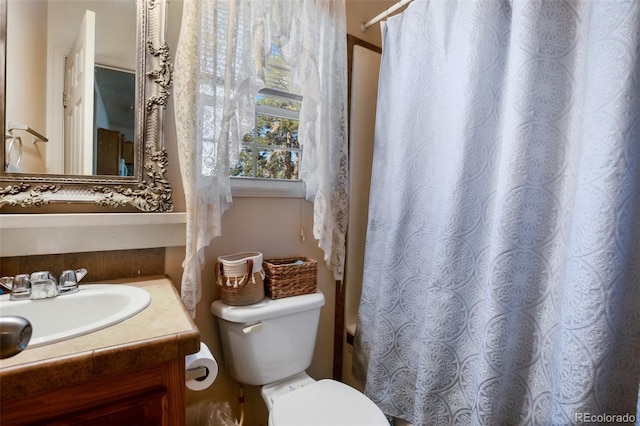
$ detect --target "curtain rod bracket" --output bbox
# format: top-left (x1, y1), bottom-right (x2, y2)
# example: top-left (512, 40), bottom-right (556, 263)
top-left (361, 0), bottom-right (414, 33)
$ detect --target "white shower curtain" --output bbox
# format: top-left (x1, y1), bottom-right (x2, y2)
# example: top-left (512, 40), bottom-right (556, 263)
top-left (354, 1), bottom-right (640, 424)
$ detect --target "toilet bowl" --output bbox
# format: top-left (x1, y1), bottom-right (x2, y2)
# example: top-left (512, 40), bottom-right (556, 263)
top-left (211, 291), bottom-right (387, 426)
top-left (265, 374), bottom-right (388, 425)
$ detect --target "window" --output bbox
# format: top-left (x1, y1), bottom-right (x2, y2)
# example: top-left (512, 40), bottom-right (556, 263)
top-left (231, 88), bottom-right (302, 180)
top-left (230, 37), bottom-right (305, 196)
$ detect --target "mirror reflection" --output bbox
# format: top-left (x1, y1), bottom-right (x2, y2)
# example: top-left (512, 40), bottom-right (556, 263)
top-left (4, 0), bottom-right (136, 176)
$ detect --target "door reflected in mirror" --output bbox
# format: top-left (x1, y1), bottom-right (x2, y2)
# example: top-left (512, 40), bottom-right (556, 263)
top-left (94, 66), bottom-right (136, 176)
top-left (5, 0), bottom-right (136, 176)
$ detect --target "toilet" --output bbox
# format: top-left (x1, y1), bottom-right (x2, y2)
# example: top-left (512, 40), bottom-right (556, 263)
top-left (211, 291), bottom-right (388, 426)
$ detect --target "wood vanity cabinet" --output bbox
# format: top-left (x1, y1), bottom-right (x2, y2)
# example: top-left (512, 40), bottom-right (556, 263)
top-left (0, 277), bottom-right (200, 426)
top-left (1, 358), bottom-right (185, 426)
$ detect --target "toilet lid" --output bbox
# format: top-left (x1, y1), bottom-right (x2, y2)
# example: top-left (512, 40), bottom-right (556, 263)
top-left (269, 379), bottom-right (388, 426)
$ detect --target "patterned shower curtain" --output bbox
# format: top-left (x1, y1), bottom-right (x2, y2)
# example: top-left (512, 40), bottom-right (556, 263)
top-left (353, 1), bottom-right (640, 424)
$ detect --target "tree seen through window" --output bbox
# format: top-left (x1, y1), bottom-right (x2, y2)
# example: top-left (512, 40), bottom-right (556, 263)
top-left (231, 38), bottom-right (301, 180)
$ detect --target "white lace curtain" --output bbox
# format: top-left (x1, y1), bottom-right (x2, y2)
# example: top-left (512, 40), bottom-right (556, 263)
top-left (354, 0), bottom-right (640, 424)
top-left (174, 0), bottom-right (348, 317)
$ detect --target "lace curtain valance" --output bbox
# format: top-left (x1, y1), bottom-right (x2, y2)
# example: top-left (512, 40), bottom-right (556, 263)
top-left (174, 0), bottom-right (348, 317)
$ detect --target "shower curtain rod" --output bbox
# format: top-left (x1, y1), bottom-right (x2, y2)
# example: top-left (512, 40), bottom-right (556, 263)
top-left (360, 0), bottom-right (414, 32)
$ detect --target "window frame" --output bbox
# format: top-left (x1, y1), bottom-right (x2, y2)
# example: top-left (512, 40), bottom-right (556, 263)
top-left (231, 88), bottom-right (305, 198)
top-left (230, 176), bottom-right (306, 198)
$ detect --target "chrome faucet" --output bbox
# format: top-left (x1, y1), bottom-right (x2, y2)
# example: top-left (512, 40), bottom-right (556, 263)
top-left (0, 268), bottom-right (87, 300)
top-left (30, 271), bottom-right (60, 299)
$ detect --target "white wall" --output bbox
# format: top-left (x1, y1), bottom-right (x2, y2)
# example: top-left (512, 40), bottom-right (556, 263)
top-left (5, 0), bottom-right (48, 173)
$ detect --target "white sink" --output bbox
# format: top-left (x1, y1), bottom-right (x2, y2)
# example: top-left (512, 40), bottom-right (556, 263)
top-left (0, 284), bottom-right (151, 348)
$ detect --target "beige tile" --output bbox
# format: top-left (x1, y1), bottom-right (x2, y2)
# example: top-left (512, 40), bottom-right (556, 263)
top-left (0, 351), bottom-right (94, 399)
top-left (132, 248), bottom-right (165, 277)
top-left (1, 248), bottom-right (168, 281)
top-left (93, 337), bottom-right (179, 378)
top-left (65, 251), bottom-right (105, 282)
top-left (178, 330), bottom-right (201, 357)
top-left (0, 256), bottom-right (21, 277)
top-left (103, 250), bottom-right (134, 279)
top-left (20, 254), bottom-right (65, 277)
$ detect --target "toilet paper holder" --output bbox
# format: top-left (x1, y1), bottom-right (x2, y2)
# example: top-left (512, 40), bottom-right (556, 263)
top-left (185, 342), bottom-right (218, 390)
top-left (186, 365), bottom-right (209, 382)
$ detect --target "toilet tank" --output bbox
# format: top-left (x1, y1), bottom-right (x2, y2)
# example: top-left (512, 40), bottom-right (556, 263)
top-left (211, 291), bottom-right (325, 386)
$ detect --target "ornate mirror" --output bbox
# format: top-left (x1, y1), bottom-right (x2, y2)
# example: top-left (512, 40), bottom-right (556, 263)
top-left (0, 0), bottom-right (173, 211)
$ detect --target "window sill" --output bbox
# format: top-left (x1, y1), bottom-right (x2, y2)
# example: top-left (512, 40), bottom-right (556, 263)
top-left (230, 177), bottom-right (306, 198)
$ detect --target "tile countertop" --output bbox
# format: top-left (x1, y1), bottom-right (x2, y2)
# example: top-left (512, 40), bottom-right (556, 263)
top-left (0, 275), bottom-right (200, 400)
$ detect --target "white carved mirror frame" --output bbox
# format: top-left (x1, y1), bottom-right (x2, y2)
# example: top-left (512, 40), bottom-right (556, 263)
top-left (0, 0), bottom-right (173, 212)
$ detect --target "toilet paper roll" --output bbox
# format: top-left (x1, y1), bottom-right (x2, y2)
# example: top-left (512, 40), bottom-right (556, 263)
top-left (185, 342), bottom-right (218, 391)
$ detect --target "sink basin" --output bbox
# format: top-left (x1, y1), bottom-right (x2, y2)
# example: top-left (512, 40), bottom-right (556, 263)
top-left (0, 284), bottom-right (151, 348)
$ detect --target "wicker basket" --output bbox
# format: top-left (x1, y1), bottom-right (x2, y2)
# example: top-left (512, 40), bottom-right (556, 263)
top-left (263, 257), bottom-right (317, 299)
top-left (216, 252), bottom-right (265, 306)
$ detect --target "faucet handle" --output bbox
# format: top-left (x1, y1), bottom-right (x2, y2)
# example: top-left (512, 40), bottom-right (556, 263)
top-left (1, 275), bottom-right (32, 300)
top-left (74, 268), bottom-right (88, 282)
top-left (59, 268), bottom-right (86, 294)
top-left (0, 276), bottom-right (13, 293)
top-left (10, 274), bottom-right (32, 301)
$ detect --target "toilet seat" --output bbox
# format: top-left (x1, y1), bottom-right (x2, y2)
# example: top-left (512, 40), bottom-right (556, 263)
top-left (268, 379), bottom-right (388, 426)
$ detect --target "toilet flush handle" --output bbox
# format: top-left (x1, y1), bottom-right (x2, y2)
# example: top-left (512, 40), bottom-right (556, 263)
top-left (243, 322), bottom-right (263, 334)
